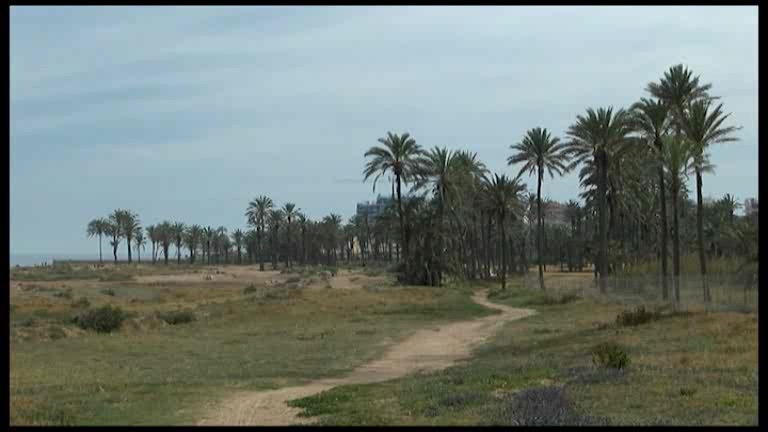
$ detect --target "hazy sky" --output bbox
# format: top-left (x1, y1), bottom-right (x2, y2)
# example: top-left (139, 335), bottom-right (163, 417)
top-left (10, 6), bottom-right (757, 255)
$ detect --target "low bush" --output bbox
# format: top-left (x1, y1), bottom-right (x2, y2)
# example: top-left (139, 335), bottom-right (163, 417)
top-left (100, 288), bottom-right (116, 297)
top-left (616, 306), bottom-right (660, 327)
top-left (591, 341), bottom-right (630, 370)
top-left (156, 309), bottom-right (196, 325)
top-left (244, 284), bottom-right (258, 294)
top-left (72, 305), bottom-right (126, 333)
top-left (487, 385), bottom-right (610, 426)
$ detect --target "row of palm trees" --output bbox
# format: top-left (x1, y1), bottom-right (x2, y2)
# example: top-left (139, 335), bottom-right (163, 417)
top-left (360, 64), bottom-right (742, 305)
top-left (85, 63), bottom-right (747, 307)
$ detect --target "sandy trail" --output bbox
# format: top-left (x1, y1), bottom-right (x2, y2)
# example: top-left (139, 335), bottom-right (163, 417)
top-left (195, 290), bottom-right (536, 426)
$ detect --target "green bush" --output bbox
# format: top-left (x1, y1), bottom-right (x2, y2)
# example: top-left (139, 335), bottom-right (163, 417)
top-left (157, 309), bottom-right (196, 325)
top-left (244, 284), bottom-right (258, 294)
top-left (616, 306), bottom-right (660, 327)
top-left (73, 305), bottom-right (126, 333)
top-left (591, 342), bottom-right (630, 370)
top-left (100, 288), bottom-right (116, 297)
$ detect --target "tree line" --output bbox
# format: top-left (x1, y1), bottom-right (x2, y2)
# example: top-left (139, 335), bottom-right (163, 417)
top-left (87, 64), bottom-right (756, 308)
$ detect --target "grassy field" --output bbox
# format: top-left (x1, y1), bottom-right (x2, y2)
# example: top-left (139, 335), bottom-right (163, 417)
top-left (288, 278), bottom-right (759, 426)
top-left (10, 264), bottom-right (758, 425)
top-left (9, 264), bottom-right (494, 425)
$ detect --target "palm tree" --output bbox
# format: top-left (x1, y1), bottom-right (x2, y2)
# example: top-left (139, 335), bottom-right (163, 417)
top-left (146, 225), bottom-right (157, 264)
top-left (508, 127), bottom-right (570, 291)
top-left (134, 228), bottom-right (145, 263)
top-left (297, 213), bottom-right (308, 266)
top-left (282, 203), bottom-right (299, 269)
top-left (107, 211), bottom-right (123, 263)
top-left (678, 99), bottom-right (741, 304)
top-left (246, 196), bottom-right (273, 271)
top-left (482, 173), bottom-right (526, 291)
top-left (268, 210), bottom-right (285, 269)
top-left (631, 97), bottom-right (672, 299)
top-left (664, 134), bottom-right (696, 306)
top-left (113, 210), bottom-right (140, 264)
top-left (415, 147), bottom-right (463, 285)
top-left (172, 222), bottom-right (185, 265)
top-left (185, 225), bottom-right (203, 264)
top-left (86, 218), bottom-right (109, 264)
top-left (232, 229), bottom-right (244, 264)
top-left (720, 194), bottom-right (742, 224)
top-left (565, 107), bottom-right (634, 293)
top-left (157, 222), bottom-right (173, 265)
top-left (364, 131), bottom-right (426, 273)
top-left (202, 226), bottom-right (214, 265)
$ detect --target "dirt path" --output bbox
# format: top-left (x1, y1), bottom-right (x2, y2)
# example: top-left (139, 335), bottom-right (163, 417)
top-left (195, 290), bottom-right (536, 426)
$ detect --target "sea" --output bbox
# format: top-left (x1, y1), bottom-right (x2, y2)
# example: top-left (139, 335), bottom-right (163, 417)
top-left (9, 253), bottom-right (101, 268)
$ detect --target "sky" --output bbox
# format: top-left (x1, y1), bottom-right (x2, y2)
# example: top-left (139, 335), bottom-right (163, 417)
top-left (10, 6), bottom-right (758, 255)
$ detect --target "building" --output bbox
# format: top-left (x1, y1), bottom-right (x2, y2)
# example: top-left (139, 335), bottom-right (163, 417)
top-left (356, 195), bottom-right (393, 221)
top-left (745, 198), bottom-right (758, 216)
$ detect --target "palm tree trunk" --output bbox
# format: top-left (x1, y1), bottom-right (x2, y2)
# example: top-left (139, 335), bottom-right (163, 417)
top-left (177, 242), bottom-right (181, 265)
top-left (258, 225), bottom-right (265, 271)
top-left (597, 150), bottom-right (609, 294)
top-left (695, 169), bottom-right (709, 305)
top-left (672, 178), bottom-right (681, 307)
top-left (657, 162), bottom-right (669, 300)
top-left (98, 233), bottom-right (103, 264)
top-left (127, 238), bottom-right (133, 263)
top-left (396, 173), bottom-right (407, 272)
top-left (500, 213), bottom-right (507, 290)
top-left (537, 168), bottom-right (545, 291)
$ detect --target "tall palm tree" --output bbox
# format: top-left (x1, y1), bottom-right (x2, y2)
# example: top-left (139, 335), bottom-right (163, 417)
top-left (508, 127), bottom-right (570, 291)
top-left (678, 99), bottom-right (740, 303)
top-left (107, 210), bottom-right (124, 263)
top-left (364, 131), bottom-right (426, 273)
top-left (215, 226), bottom-right (228, 264)
top-left (282, 203), bottom-right (299, 269)
top-left (565, 107), bottom-right (634, 293)
top-left (113, 210), bottom-right (140, 264)
top-left (268, 210), bottom-right (285, 269)
top-left (86, 218), bottom-right (109, 264)
top-left (185, 225), bottom-right (203, 264)
top-left (232, 229), bottom-right (244, 264)
top-left (482, 173), bottom-right (526, 291)
top-left (664, 134), bottom-right (696, 307)
top-left (172, 222), bottom-right (186, 265)
top-left (297, 213), bottom-right (308, 266)
top-left (134, 228), bottom-right (145, 263)
top-left (246, 196), bottom-right (273, 271)
top-left (631, 97), bottom-right (672, 299)
top-left (146, 225), bottom-right (157, 264)
top-left (203, 226), bottom-right (214, 265)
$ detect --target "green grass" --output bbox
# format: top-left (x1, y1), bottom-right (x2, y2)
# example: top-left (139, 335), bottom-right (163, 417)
top-left (10, 274), bottom-right (492, 425)
top-left (288, 279), bottom-right (758, 426)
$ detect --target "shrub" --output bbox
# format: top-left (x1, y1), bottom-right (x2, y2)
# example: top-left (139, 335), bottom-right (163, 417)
top-left (73, 305), bottom-right (126, 333)
top-left (100, 288), bottom-right (116, 297)
top-left (679, 387), bottom-right (697, 397)
top-left (71, 297), bottom-right (91, 309)
top-left (591, 342), bottom-right (630, 370)
top-left (285, 276), bottom-right (301, 284)
top-left (616, 306), bottom-right (660, 327)
top-left (487, 386), bottom-right (610, 426)
top-left (244, 284), bottom-right (258, 294)
top-left (156, 309), bottom-right (196, 325)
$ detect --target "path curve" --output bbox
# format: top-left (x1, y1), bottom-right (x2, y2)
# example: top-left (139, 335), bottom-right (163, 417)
top-left (195, 290), bottom-right (536, 426)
